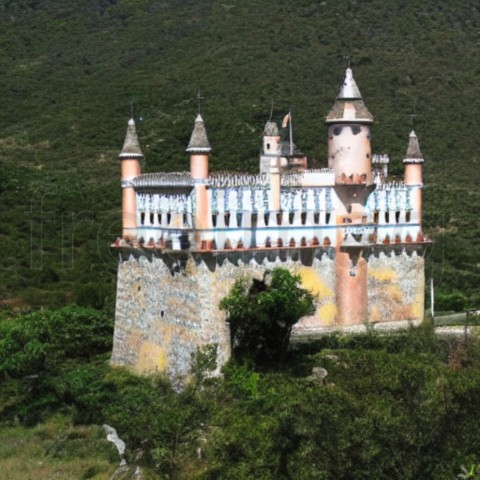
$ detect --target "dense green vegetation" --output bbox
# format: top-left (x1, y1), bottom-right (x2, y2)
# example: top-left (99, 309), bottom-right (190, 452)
top-left (0, 0), bottom-right (479, 310)
top-left (2, 306), bottom-right (480, 478)
top-left (221, 268), bottom-right (315, 364)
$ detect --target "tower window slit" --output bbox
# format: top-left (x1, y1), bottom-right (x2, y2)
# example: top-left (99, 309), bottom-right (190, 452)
top-left (314, 212), bottom-right (320, 224)
top-left (224, 213), bottom-right (230, 227)
top-left (289, 212), bottom-right (294, 225)
top-left (301, 212), bottom-right (307, 225)
top-left (251, 213), bottom-right (258, 228)
top-left (157, 213), bottom-right (162, 224)
top-left (385, 212), bottom-right (390, 223)
top-left (212, 214), bottom-right (217, 227)
top-left (325, 212), bottom-right (331, 224)
top-left (374, 211), bottom-right (379, 223)
top-left (395, 211), bottom-right (400, 223)
top-left (264, 213), bottom-right (269, 226)
top-left (150, 213), bottom-right (154, 225)
top-left (406, 211), bottom-right (411, 223)
top-left (140, 212), bottom-right (145, 225)
top-left (167, 212), bottom-right (171, 224)
top-left (183, 213), bottom-right (188, 225)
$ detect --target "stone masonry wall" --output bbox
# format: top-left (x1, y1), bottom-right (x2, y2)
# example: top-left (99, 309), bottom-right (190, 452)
top-left (367, 248), bottom-right (425, 323)
top-left (111, 248), bottom-right (335, 380)
top-left (111, 246), bottom-right (425, 381)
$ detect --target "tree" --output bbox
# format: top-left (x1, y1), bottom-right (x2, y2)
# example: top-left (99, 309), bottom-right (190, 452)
top-left (220, 268), bottom-right (315, 365)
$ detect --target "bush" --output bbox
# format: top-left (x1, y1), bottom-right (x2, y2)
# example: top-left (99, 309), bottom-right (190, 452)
top-left (0, 306), bottom-right (113, 379)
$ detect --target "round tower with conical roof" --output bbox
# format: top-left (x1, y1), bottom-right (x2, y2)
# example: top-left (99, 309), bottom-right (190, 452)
top-left (326, 68), bottom-right (373, 186)
top-left (119, 117), bottom-right (143, 240)
top-left (187, 114), bottom-right (212, 248)
top-left (403, 130), bottom-right (424, 231)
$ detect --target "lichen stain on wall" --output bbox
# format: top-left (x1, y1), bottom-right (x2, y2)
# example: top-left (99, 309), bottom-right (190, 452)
top-left (135, 341), bottom-right (168, 373)
top-left (298, 267), bottom-right (334, 299)
top-left (319, 303), bottom-right (337, 325)
top-left (389, 284), bottom-right (403, 302)
top-left (369, 268), bottom-right (397, 283)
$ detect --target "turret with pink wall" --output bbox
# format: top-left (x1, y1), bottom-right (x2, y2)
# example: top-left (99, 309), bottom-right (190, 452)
top-left (119, 118), bottom-right (143, 240)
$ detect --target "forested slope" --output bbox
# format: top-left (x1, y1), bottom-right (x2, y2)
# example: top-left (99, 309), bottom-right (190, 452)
top-left (0, 0), bottom-right (479, 309)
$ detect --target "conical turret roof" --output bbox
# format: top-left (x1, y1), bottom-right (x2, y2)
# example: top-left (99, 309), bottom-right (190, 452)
top-left (403, 130), bottom-right (424, 164)
top-left (263, 120), bottom-right (279, 136)
top-left (337, 68), bottom-right (362, 99)
top-left (186, 114), bottom-right (211, 153)
top-left (326, 68), bottom-right (373, 124)
top-left (119, 118), bottom-right (144, 159)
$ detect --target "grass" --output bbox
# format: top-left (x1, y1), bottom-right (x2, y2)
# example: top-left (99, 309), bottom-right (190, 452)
top-left (0, 415), bottom-right (118, 480)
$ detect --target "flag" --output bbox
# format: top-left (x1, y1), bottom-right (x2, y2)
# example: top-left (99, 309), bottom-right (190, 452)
top-left (282, 112), bottom-right (291, 128)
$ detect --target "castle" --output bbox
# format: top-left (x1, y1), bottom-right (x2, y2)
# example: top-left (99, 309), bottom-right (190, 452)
top-left (111, 68), bottom-right (429, 378)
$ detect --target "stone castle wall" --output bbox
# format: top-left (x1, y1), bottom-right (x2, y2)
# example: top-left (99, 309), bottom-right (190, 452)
top-left (111, 248), bottom-right (335, 379)
top-left (111, 246), bottom-right (425, 380)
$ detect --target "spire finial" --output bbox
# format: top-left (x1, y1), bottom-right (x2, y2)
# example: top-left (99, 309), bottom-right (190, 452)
top-left (197, 90), bottom-right (205, 115)
top-left (343, 54), bottom-right (351, 69)
top-left (408, 113), bottom-right (416, 130)
top-left (269, 99), bottom-right (274, 121)
top-left (130, 101), bottom-right (135, 120)
top-left (408, 99), bottom-right (418, 129)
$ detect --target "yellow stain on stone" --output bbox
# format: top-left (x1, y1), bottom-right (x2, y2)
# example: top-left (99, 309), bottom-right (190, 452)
top-left (369, 268), bottom-right (397, 282)
top-left (389, 285), bottom-right (403, 302)
top-left (370, 305), bottom-right (381, 322)
top-left (299, 267), bottom-right (333, 299)
top-left (135, 341), bottom-right (168, 373)
top-left (412, 283), bottom-right (425, 319)
top-left (319, 303), bottom-right (337, 326)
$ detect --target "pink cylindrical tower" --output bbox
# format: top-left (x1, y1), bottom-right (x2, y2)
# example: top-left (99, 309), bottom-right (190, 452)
top-left (403, 130), bottom-right (424, 230)
top-left (326, 68), bottom-right (374, 186)
top-left (186, 114), bottom-right (212, 247)
top-left (326, 69), bottom-right (373, 325)
top-left (119, 118), bottom-right (143, 240)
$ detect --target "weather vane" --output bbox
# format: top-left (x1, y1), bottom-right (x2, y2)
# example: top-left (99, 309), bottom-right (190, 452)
top-left (408, 99), bottom-right (418, 129)
top-left (343, 55), bottom-right (351, 68)
top-left (408, 113), bottom-right (417, 129)
top-left (197, 90), bottom-right (205, 114)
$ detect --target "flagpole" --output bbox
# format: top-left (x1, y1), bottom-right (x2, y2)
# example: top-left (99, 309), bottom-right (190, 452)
top-left (289, 109), bottom-right (293, 156)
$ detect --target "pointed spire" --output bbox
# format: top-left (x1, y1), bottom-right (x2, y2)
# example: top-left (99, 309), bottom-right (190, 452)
top-left (119, 118), bottom-right (144, 159)
top-left (403, 130), bottom-right (424, 163)
top-left (326, 68), bottom-right (373, 124)
top-left (186, 114), bottom-right (211, 153)
top-left (337, 68), bottom-right (362, 100)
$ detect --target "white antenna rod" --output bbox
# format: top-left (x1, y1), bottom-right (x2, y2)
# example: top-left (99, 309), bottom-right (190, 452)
top-left (430, 277), bottom-right (435, 320)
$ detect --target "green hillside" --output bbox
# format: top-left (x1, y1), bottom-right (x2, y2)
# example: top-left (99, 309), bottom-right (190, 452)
top-left (0, 0), bottom-right (479, 310)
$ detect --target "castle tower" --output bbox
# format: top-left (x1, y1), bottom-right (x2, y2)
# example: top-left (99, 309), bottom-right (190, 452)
top-left (119, 118), bottom-right (143, 240)
top-left (326, 68), bottom-right (374, 187)
top-left (259, 120), bottom-right (281, 173)
top-left (186, 114), bottom-right (212, 248)
top-left (326, 69), bottom-right (373, 325)
top-left (403, 130), bottom-right (424, 234)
